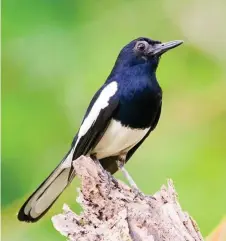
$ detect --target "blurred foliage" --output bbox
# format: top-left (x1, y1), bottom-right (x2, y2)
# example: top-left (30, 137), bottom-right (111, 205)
top-left (2, 0), bottom-right (226, 240)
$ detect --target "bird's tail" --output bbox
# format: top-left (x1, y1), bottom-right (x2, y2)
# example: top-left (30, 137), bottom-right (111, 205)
top-left (17, 150), bottom-right (75, 222)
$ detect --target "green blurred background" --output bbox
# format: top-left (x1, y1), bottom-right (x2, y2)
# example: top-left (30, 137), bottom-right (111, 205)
top-left (2, 0), bottom-right (226, 240)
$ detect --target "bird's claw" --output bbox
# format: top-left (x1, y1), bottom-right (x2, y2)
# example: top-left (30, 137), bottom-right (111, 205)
top-left (106, 172), bottom-right (119, 187)
top-left (131, 185), bottom-right (144, 199)
top-left (131, 187), bottom-right (156, 201)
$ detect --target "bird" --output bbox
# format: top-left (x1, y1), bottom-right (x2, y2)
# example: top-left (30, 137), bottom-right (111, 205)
top-left (18, 37), bottom-right (183, 223)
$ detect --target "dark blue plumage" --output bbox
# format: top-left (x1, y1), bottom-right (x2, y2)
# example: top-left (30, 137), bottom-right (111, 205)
top-left (112, 62), bottom-right (162, 129)
top-left (106, 38), bottom-right (162, 128)
top-left (18, 37), bottom-right (183, 223)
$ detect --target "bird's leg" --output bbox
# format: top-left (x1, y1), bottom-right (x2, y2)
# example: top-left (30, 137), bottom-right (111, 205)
top-left (116, 157), bottom-right (141, 195)
top-left (91, 155), bottom-right (119, 187)
top-left (91, 155), bottom-right (104, 171)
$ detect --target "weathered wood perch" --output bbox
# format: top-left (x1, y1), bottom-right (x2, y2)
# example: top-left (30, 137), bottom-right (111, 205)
top-left (52, 156), bottom-right (204, 241)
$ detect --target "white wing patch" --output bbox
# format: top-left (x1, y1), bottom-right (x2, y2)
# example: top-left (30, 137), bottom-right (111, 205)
top-left (62, 81), bottom-right (118, 169)
top-left (78, 81), bottom-right (118, 138)
top-left (19, 82), bottom-right (118, 220)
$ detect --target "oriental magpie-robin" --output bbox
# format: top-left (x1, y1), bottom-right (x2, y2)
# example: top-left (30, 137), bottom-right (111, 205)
top-left (18, 37), bottom-right (183, 222)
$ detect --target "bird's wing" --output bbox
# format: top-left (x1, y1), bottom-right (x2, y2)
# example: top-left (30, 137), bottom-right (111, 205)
top-left (17, 81), bottom-right (119, 223)
top-left (126, 101), bottom-right (162, 162)
top-left (71, 81), bottom-right (119, 161)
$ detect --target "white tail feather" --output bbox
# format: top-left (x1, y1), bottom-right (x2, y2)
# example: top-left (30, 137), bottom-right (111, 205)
top-left (18, 152), bottom-right (75, 222)
top-left (28, 169), bottom-right (70, 219)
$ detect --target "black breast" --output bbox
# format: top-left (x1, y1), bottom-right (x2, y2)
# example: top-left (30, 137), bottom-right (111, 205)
top-left (114, 84), bottom-right (162, 129)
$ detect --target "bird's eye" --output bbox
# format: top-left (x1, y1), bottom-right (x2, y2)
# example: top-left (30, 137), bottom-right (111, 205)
top-left (137, 43), bottom-right (146, 51)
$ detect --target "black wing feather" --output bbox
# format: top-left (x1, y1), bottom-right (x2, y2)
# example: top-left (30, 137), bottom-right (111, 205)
top-left (72, 84), bottom-right (119, 160)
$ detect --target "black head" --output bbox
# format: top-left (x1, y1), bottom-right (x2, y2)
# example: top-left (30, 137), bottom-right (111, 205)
top-left (113, 37), bottom-right (183, 72)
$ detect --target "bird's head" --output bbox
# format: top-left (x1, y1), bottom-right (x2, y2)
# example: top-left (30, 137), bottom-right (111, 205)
top-left (113, 37), bottom-right (183, 72)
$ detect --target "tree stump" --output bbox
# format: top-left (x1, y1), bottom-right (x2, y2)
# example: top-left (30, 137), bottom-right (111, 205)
top-left (52, 156), bottom-right (204, 241)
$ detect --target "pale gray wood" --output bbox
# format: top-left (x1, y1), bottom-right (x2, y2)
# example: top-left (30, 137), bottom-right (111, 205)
top-left (52, 156), bottom-right (204, 241)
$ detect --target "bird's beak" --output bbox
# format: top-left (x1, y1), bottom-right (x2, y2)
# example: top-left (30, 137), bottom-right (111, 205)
top-left (148, 40), bottom-right (184, 56)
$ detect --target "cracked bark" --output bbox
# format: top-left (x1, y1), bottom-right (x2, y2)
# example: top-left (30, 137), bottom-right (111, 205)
top-left (52, 156), bottom-right (204, 241)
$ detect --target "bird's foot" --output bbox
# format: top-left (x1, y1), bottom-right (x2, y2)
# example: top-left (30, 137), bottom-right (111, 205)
top-left (91, 156), bottom-right (120, 188)
top-left (131, 187), bottom-right (157, 202)
top-left (116, 159), bottom-right (143, 197)
top-left (107, 172), bottom-right (120, 188)
top-left (130, 185), bottom-right (145, 199)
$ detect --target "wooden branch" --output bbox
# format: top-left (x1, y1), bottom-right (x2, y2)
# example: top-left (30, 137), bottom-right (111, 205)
top-left (52, 156), bottom-right (204, 241)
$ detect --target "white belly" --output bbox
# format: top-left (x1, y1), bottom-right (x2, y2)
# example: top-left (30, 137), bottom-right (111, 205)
top-left (92, 119), bottom-right (150, 159)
